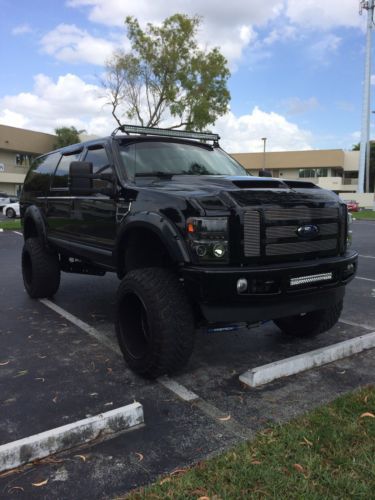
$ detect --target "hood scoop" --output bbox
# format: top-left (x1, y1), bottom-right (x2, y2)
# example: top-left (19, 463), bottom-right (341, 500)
top-left (282, 180), bottom-right (319, 189)
top-left (231, 179), bottom-right (287, 189)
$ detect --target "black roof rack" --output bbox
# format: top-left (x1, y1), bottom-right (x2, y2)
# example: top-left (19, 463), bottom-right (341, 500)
top-left (111, 124), bottom-right (220, 143)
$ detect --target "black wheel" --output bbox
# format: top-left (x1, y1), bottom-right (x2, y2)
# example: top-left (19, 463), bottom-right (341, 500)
top-left (6, 208), bottom-right (16, 218)
top-left (116, 267), bottom-right (195, 379)
top-left (22, 238), bottom-right (60, 298)
top-left (274, 300), bottom-right (343, 337)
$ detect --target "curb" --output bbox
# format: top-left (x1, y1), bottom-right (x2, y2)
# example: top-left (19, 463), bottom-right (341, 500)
top-left (239, 331), bottom-right (375, 388)
top-left (0, 402), bottom-right (143, 473)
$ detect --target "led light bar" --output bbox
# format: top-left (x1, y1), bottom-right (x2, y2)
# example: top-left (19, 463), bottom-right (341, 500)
top-left (113, 124), bottom-right (220, 142)
top-left (290, 272), bottom-right (333, 287)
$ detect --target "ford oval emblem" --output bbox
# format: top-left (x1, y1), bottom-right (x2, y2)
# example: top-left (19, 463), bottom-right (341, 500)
top-left (296, 224), bottom-right (320, 240)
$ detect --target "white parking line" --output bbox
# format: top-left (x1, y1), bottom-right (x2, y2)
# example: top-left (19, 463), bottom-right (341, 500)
top-left (339, 318), bottom-right (374, 331)
top-left (239, 331), bottom-right (375, 388)
top-left (39, 299), bottom-right (251, 439)
top-left (356, 276), bottom-right (375, 282)
top-left (0, 402), bottom-right (143, 473)
top-left (359, 254), bottom-right (375, 259)
top-left (158, 376), bottom-right (199, 402)
top-left (13, 231), bottom-right (23, 236)
top-left (40, 298), bottom-right (121, 355)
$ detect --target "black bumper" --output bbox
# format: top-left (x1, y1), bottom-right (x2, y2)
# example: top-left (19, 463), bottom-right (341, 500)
top-left (182, 251), bottom-right (358, 323)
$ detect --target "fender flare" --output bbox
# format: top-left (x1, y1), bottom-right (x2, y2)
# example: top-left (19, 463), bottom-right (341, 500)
top-left (114, 211), bottom-right (191, 276)
top-left (23, 205), bottom-right (49, 247)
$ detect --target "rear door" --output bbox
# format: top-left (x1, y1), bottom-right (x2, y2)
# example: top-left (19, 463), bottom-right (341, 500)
top-left (47, 150), bottom-right (82, 240)
top-left (22, 152), bottom-right (61, 218)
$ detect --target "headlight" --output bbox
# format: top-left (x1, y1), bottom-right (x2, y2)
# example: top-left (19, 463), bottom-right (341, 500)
top-left (347, 211), bottom-right (353, 248)
top-left (186, 217), bottom-right (228, 263)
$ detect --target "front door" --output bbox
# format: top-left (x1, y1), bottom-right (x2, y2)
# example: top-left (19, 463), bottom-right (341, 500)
top-left (74, 144), bottom-right (117, 254)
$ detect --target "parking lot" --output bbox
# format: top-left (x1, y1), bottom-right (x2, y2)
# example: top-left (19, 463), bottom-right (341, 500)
top-left (0, 221), bottom-right (374, 498)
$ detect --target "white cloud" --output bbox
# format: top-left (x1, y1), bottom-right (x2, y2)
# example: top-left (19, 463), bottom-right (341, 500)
top-left (216, 107), bottom-right (313, 153)
top-left (0, 73), bottom-right (114, 135)
top-left (0, 109), bottom-right (28, 128)
top-left (66, 0), bottom-right (284, 64)
top-left (286, 0), bottom-right (364, 30)
top-left (263, 25), bottom-right (297, 45)
top-left (40, 24), bottom-right (120, 65)
top-left (12, 23), bottom-right (33, 36)
top-left (309, 34), bottom-right (341, 63)
top-left (67, 0), bottom-right (283, 27)
top-left (0, 74), bottom-right (313, 153)
top-left (351, 131), bottom-right (361, 141)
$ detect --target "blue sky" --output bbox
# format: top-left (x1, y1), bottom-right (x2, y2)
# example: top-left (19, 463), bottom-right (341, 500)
top-left (0, 0), bottom-right (371, 152)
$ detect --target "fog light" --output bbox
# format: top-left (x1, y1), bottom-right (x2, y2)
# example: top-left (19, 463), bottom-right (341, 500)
top-left (237, 278), bottom-right (248, 294)
top-left (195, 245), bottom-right (207, 257)
top-left (347, 230), bottom-right (353, 248)
top-left (342, 262), bottom-right (355, 279)
top-left (213, 243), bottom-right (226, 258)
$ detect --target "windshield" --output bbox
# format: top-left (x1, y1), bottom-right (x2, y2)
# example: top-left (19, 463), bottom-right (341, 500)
top-left (118, 141), bottom-right (248, 179)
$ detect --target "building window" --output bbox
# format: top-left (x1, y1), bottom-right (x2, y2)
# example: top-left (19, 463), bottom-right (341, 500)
top-left (15, 154), bottom-right (23, 166)
top-left (331, 167), bottom-right (343, 177)
top-left (15, 153), bottom-right (33, 167)
top-left (299, 168), bottom-right (316, 178)
top-left (299, 168), bottom-right (329, 178)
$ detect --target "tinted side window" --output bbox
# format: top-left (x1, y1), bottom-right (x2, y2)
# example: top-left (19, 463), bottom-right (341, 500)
top-left (24, 152), bottom-right (61, 195)
top-left (83, 146), bottom-right (111, 190)
top-left (119, 144), bottom-right (136, 179)
top-left (51, 152), bottom-right (80, 189)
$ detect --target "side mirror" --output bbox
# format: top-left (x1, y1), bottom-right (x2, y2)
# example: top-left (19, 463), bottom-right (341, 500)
top-left (69, 161), bottom-right (93, 195)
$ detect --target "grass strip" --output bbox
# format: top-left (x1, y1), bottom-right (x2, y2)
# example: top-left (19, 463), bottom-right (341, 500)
top-left (0, 219), bottom-right (21, 230)
top-left (354, 210), bottom-right (375, 220)
top-left (128, 386), bottom-right (375, 499)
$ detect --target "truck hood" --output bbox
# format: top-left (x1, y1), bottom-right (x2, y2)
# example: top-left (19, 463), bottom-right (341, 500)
top-left (136, 175), bottom-right (340, 207)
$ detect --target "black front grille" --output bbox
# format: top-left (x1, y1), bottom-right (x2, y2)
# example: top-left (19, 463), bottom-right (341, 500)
top-left (244, 211), bottom-right (261, 256)
top-left (264, 207), bottom-right (338, 221)
top-left (266, 239), bottom-right (337, 256)
top-left (243, 205), bottom-right (340, 260)
top-left (266, 222), bottom-right (338, 240)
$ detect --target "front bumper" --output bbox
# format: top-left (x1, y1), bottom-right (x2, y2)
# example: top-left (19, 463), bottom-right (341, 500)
top-left (182, 251), bottom-right (358, 323)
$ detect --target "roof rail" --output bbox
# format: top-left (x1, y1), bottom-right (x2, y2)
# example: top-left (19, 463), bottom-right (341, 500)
top-left (111, 124), bottom-right (220, 143)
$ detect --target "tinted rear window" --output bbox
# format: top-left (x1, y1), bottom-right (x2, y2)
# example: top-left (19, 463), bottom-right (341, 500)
top-left (24, 152), bottom-right (61, 194)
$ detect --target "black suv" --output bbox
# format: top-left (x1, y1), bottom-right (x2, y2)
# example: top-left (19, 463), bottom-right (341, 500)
top-left (20, 125), bottom-right (357, 378)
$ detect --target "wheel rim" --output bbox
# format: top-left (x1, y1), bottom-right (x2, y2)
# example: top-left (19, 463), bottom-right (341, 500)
top-left (22, 250), bottom-right (33, 288)
top-left (118, 292), bottom-right (151, 360)
top-left (6, 209), bottom-right (14, 218)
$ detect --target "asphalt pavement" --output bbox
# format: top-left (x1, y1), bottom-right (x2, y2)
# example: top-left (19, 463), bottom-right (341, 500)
top-left (0, 221), bottom-right (374, 498)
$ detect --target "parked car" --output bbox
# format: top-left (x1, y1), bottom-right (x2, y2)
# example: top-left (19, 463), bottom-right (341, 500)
top-left (345, 200), bottom-right (360, 212)
top-left (20, 124), bottom-right (357, 379)
top-left (0, 192), bottom-right (11, 208)
top-left (2, 202), bottom-right (20, 218)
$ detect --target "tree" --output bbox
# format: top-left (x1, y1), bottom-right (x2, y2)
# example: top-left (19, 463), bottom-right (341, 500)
top-left (103, 14), bottom-right (230, 131)
top-left (54, 126), bottom-right (84, 148)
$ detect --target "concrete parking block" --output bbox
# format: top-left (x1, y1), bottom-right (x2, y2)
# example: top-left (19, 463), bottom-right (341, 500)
top-left (239, 331), bottom-right (375, 387)
top-left (0, 402), bottom-right (143, 473)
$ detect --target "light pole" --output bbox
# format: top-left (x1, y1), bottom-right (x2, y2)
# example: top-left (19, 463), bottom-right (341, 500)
top-left (261, 137), bottom-right (267, 171)
top-left (358, 0), bottom-right (374, 193)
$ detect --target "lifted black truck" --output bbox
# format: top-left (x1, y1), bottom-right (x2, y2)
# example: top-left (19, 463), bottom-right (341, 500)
top-left (20, 125), bottom-right (358, 378)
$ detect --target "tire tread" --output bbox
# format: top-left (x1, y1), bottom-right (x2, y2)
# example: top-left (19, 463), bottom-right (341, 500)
top-left (116, 267), bottom-right (194, 378)
top-left (274, 300), bottom-right (343, 337)
top-left (22, 238), bottom-right (60, 298)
